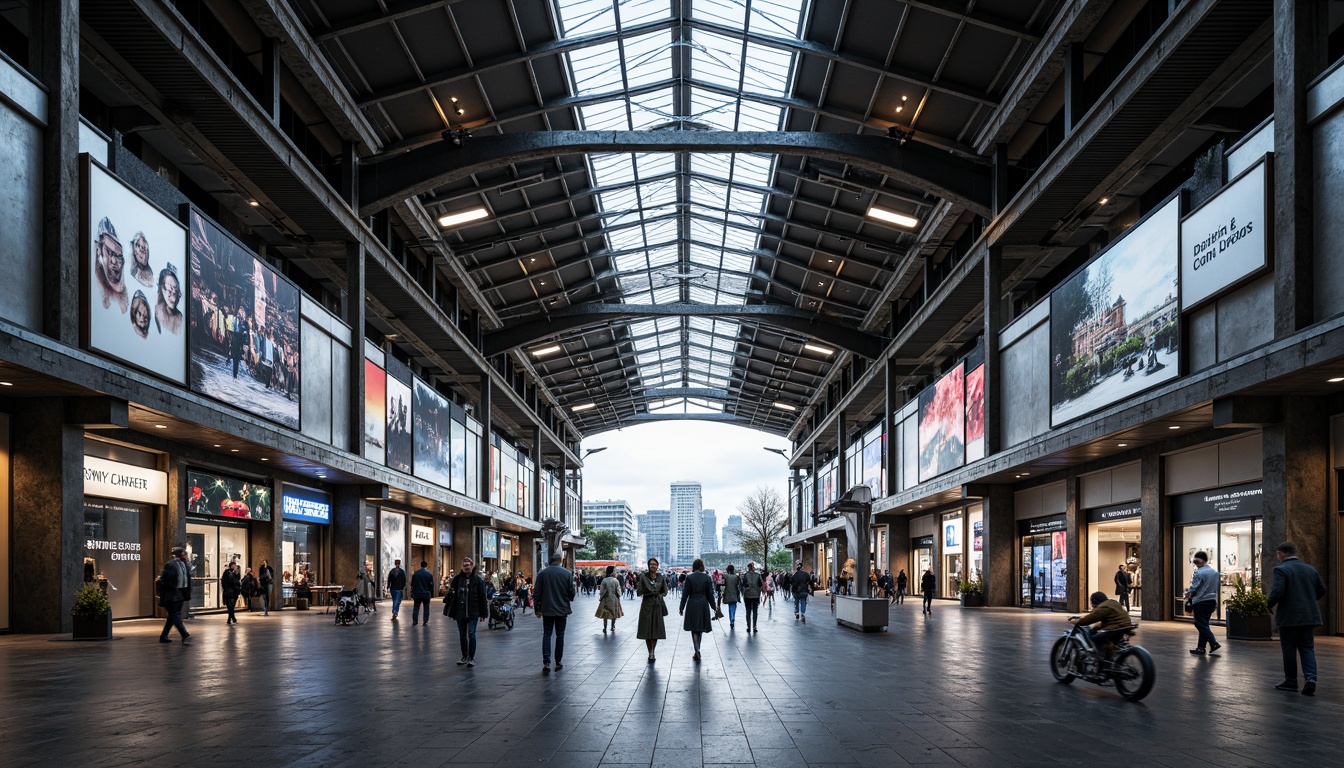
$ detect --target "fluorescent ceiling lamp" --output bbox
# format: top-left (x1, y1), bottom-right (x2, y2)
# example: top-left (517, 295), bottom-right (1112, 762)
top-left (866, 206), bottom-right (919, 228)
top-left (572, 402), bottom-right (596, 412)
top-left (531, 344), bottom-right (562, 357)
top-left (772, 401), bottom-right (797, 412)
top-left (437, 207), bottom-right (489, 228)
top-left (802, 343), bottom-right (834, 356)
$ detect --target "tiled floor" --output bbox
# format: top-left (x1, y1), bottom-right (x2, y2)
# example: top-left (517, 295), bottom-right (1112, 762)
top-left (1, 594), bottom-right (1339, 767)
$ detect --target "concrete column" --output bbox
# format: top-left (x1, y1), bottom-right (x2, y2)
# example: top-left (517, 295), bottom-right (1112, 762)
top-left (10, 399), bottom-right (83, 632)
top-left (1263, 398), bottom-right (1330, 621)
top-left (884, 359), bottom-right (898, 494)
top-left (255, 479), bottom-right (282, 606)
top-left (160, 460), bottom-right (187, 617)
top-left (531, 428), bottom-right (542, 521)
top-left (832, 529), bottom-right (848, 593)
top-left (1065, 477), bottom-right (1084, 612)
top-left (479, 376), bottom-right (492, 503)
top-left (332, 486), bottom-right (364, 590)
top-left (345, 244), bottom-right (366, 456)
top-left (1063, 43), bottom-right (1086, 135)
top-left (885, 516), bottom-right (910, 582)
top-left (1139, 448), bottom-right (1168, 621)
top-left (983, 485), bottom-right (1016, 607)
top-left (260, 37), bottom-right (281, 122)
top-left (558, 457), bottom-right (568, 525)
top-left (1272, 0), bottom-right (1327, 336)
top-left (836, 411), bottom-right (848, 494)
top-left (983, 246), bottom-right (1004, 456)
top-left (33, 0), bottom-right (80, 346)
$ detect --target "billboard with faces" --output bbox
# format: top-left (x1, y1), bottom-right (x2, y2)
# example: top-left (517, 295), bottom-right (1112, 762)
top-left (83, 158), bottom-right (189, 383)
top-left (187, 211), bottom-right (302, 429)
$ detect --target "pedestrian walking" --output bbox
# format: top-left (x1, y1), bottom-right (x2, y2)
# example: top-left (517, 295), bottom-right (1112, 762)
top-left (1114, 565), bottom-right (1133, 612)
top-left (762, 572), bottom-right (775, 605)
top-left (157, 545), bottom-right (191, 644)
top-left (535, 552), bottom-right (576, 673)
top-left (516, 574), bottom-right (531, 614)
top-left (680, 559), bottom-right (716, 661)
top-left (387, 558), bottom-right (408, 621)
top-left (720, 564), bottom-right (742, 629)
top-left (636, 559), bottom-right (669, 662)
top-left (595, 565), bottom-right (624, 634)
top-left (791, 562), bottom-right (812, 622)
top-left (895, 569), bottom-right (908, 605)
top-left (410, 560), bottom-right (434, 625)
top-left (921, 567), bottom-right (936, 615)
top-left (220, 562), bottom-right (241, 624)
top-left (1184, 551), bottom-right (1221, 656)
top-left (444, 557), bottom-right (489, 667)
top-left (258, 559), bottom-right (274, 616)
top-left (740, 562), bottom-right (764, 633)
top-left (241, 567), bottom-right (259, 611)
top-left (1268, 542), bottom-right (1327, 695)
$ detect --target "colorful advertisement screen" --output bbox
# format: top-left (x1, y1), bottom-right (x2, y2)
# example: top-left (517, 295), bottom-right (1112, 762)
top-left (1049, 197), bottom-right (1180, 426)
top-left (385, 375), bottom-right (413, 473)
top-left (85, 159), bottom-right (188, 383)
top-left (364, 359), bottom-right (386, 464)
top-left (965, 364), bottom-right (986, 463)
top-left (918, 363), bottom-right (965, 482)
top-left (188, 211), bottom-right (301, 429)
top-left (412, 378), bottom-right (453, 489)
top-left (186, 469), bottom-right (272, 521)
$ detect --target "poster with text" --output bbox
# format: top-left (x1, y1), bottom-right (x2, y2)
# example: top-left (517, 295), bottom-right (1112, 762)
top-left (386, 375), bottom-right (413, 473)
top-left (188, 211), bottom-right (301, 429)
top-left (364, 359), bottom-right (386, 464)
top-left (412, 378), bottom-right (453, 489)
top-left (186, 469), bottom-right (272, 521)
top-left (379, 510), bottom-right (406, 594)
top-left (918, 363), bottom-right (965, 482)
top-left (1050, 197), bottom-right (1180, 426)
top-left (85, 160), bottom-right (189, 383)
top-left (965, 364), bottom-right (985, 462)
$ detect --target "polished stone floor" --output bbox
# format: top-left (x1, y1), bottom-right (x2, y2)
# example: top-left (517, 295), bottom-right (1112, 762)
top-left (1, 594), bottom-right (1340, 767)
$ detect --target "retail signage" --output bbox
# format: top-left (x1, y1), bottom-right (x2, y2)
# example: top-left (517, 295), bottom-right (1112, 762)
top-left (1087, 503), bottom-right (1143, 524)
top-left (913, 536), bottom-right (934, 548)
top-left (1172, 482), bottom-right (1263, 524)
top-left (411, 524), bottom-right (434, 546)
top-left (1021, 516), bottom-right (1066, 535)
top-left (281, 484), bottom-right (331, 524)
top-left (83, 455), bottom-right (168, 505)
top-left (186, 469), bottom-right (272, 521)
top-left (480, 529), bottom-right (499, 559)
top-left (438, 522), bottom-right (452, 547)
top-left (1180, 156), bottom-right (1270, 310)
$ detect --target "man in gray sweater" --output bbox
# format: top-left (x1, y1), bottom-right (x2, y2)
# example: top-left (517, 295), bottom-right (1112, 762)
top-left (1184, 552), bottom-right (1221, 656)
top-left (1268, 542), bottom-right (1327, 695)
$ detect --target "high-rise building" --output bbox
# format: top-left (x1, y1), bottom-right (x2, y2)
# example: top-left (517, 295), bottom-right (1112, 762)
top-left (702, 508), bottom-right (718, 552)
top-left (638, 510), bottom-right (671, 564)
top-left (670, 481), bottom-right (703, 565)
top-left (723, 514), bottom-right (743, 551)
top-left (582, 499), bottom-right (637, 560)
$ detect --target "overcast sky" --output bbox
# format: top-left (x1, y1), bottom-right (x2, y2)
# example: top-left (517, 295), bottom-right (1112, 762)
top-left (581, 420), bottom-right (792, 540)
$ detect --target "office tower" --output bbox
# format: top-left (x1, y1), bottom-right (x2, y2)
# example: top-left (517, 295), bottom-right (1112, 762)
top-left (670, 481), bottom-right (703, 565)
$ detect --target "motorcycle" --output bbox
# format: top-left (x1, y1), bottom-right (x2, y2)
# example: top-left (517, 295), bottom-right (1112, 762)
top-left (487, 589), bottom-right (515, 630)
top-left (1050, 619), bottom-right (1155, 701)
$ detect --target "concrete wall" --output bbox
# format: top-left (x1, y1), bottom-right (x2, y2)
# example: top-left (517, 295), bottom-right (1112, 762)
top-left (1000, 313), bottom-right (1050, 448)
top-left (0, 58), bottom-right (45, 332)
top-left (1079, 462), bottom-right (1142, 508)
top-left (1014, 481), bottom-right (1067, 520)
top-left (1315, 65), bottom-right (1344, 321)
top-left (1164, 433), bottom-right (1262, 495)
top-left (1186, 274), bottom-right (1275, 372)
top-left (299, 297), bottom-right (352, 451)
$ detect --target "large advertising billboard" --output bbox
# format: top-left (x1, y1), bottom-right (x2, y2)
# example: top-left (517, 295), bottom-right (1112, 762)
top-left (188, 211), bottom-right (301, 429)
top-left (918, 363), bottom-right (965, 482)
top-left (964, 364), bottom-right (985, 463)
top-left (1180, 156), bottom-right (1270, 309)
top-left (1049, 197), bottom-right (1180, 426)
top-left (386, 375), bottom-right (413, 473)
top-left (364, 359), bottom-right (387, 464)
top-left (186, 469), bottom-right (272, 521)
top-left (84, 158), bottom-right (188, 383)
top-left (412, 377), bottom-right (453, 489)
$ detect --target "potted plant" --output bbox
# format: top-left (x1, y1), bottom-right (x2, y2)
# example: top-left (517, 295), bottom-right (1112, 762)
top-left (1223, 574), bottom-right (1271, 641)
top-left (72, 582), bottom-right (113, 640)
top-left (959, 579), bottom-right (985, 607)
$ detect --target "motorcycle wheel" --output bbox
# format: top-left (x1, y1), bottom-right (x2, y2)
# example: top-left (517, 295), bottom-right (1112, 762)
top-left (1049, 637), bottom-right (1077, 684)
top-left (1113, 646), bottom-right (1155, 701)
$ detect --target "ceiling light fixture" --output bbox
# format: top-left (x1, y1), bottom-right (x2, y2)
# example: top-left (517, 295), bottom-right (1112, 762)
top-left (260, 457), bottom-right (269, 461)
top-left (1169, 425), bottom-right (1181, 430)
top-left (1117, 443), bottom-right (1128, 447)
top-left (772, 401), bottom-right (797, 412)
top-left (0, 382), bottom-right (12, 386)
top-left (154, 424), bottom-right (168, 429)
top-left (1098, 197), bottom-right (1109, 206)
top-left (866, 206), bottom-right (919, 228)
top-left (230, 449), bottom-right (239, 452)
top-left (248, 200), bottom-right (260, 207)
top-left (437, 207), bottom-right (489, 228)
top-left (1329, 377), bottom-right (1344, 383)
top-left (572, 402), bottom-right (596, 412)
top-left (531, 344), bottom-right (562, 357)
top-left (803, 343), bottom-right (834, 356)
top-left (213, 444), bottom-right (221, 448)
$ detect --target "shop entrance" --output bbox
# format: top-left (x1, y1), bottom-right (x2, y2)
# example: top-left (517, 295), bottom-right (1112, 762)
top-left (1020, 530), bottom-right (1067, 610)
top-left (912, 537), bottom-right (933, 588)
top-left (941, 512), bottom-right (962, 598)
top-left (1088, 519), bottom-right (1142, 614)
top-left (186, 520), bottom-right (249, 611)
top-left (1176, 518), bottom-right (1262, 621)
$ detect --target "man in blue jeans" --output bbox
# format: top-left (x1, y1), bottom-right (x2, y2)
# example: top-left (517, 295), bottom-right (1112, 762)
top-left (534, 552), bottom-right (576, 674)
top-left (1268, 541), bottom-right (1327, 695)
top-left (386, 559), bottom-right (407, 620)
top-left (791, 563), bottom-right (812, 623)
top-left (410, 560), bottom-right (435, 625)
top-left (1185, 551), bottom-right (1221, 656)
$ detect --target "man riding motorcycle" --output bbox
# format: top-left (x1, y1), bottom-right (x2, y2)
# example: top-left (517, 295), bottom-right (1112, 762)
top-left (1070, 591), bottom-right (1132, 658)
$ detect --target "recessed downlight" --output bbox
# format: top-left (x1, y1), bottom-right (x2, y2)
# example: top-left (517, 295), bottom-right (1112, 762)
top-left (803, 343), bottom-right (834, 356)
top-left (866, 206), bottom-right (919, 228)
top-left (0, 381), bottom-right (13, 386)
top-left (1330, 377), bottom-right (1344, 383)
top-left (572, 402), bottom-right (596, 412)
top-left (531, 344), bottom-right (562, 357)
top-left (1169, 425), bottom-right (1181, 430)
top-left (154, 424), bottom-right (168, 429)
top-left (1117, 443), bottom-right (1128, 447)
top-left (772, 401), bottom-right (797, 412)
top-left (437, 207), bottom-right (489, 228)
top-left (260, 457), bottom-right (269, 461)
top-left (230, 449), bottom-right (239, 452)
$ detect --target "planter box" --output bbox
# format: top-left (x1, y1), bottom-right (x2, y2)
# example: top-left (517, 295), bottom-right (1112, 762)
top-left (835, 595), bottom-right (887, 632)
top-left (960, 593), bottom-right (985, 607)
top-left (1226, 609), bottom-right (1272, 641)
top-left (72, 612), bottom-right (112, 640)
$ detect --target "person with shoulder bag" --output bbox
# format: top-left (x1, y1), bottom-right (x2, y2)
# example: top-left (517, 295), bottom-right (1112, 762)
top-left (444, 557), bottom-right (489, 667)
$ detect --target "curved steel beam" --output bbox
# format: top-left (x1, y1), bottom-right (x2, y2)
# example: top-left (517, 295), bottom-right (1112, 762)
top-left (483, 302), bottom-right (885, 359)
top-left (360, 131), bottom-right (991, 218)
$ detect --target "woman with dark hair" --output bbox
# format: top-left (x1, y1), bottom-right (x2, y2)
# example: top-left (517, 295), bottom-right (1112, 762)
top-left (635, 559), bottom-right (668, 662)
top-left (595, 564), bottom-right (624, 634)
top-left (129, 290), bottom-right (152, 339)
top-left (154, 263), bottom-right (183, 335)
top-left (679, 558), bottom-right (716, 661)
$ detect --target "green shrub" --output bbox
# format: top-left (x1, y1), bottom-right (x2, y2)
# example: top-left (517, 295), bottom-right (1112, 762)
top-left (72, 582), bottom-right (111, 618)
top-left (1223, 574), bottom-right (1269, 617)
top-left (958, 579), bottom-right (982, 596)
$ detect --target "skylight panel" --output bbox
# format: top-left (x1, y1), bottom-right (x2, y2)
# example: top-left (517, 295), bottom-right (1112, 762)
top-left (570, 41), bottom-right (625, 95)
top-left (651, 286), bottom-right (680, 303)
top-left (635, 153), bottom-right (676, 177)
top-left (748, 0), bottom-right (807, 37)
top-left (731, 154), bottom-right (774, 186)
top-left (628, 90), bottom-right (676, 129)
top-left (736, 99), bottom-right (785, 132)
top-left (590, 153), bottom-right (635, 182)
top-left (691, 31), bottom-right (746, 90)
top-left (616, 0), bottom-right (672, 28)
top-left (556, 0), bottom-right (618, 36)
top-left (740, 43), bottom-right (793, 93)
top-left (692, 0), bottom-right (746, 29)
top-left (620, 32), bottom-right (673, 89)
top-left (579, 100), bottom-right (631, 130)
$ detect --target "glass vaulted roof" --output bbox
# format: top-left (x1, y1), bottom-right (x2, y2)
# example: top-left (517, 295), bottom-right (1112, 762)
top-left (554, 0), bottom-right (808, 402)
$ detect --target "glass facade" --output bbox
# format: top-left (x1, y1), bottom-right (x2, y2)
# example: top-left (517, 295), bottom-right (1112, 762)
top-left (1175, 518), bottom-right (1262, 621)
top-left (186, 520), bottom-right (249, 611)
top-left (82, 499), bottom-right (155, 619)
top-left (1020, 520), bottom-right (1067, 610)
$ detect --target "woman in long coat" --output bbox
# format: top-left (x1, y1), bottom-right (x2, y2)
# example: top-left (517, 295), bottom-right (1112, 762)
top-left (679, 559), bottom-right (716, 661)
top-left (636, 558), bottom-right (669, 662)
top-left (595, 564), bottom-right (625, 633)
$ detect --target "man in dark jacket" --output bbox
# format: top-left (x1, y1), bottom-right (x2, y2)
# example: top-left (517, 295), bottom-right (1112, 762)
top-left (158, 546), bottom-right (191, 644)
top-left (220, 562), bottom-right (242, 625)
top-left (410, 560), bottom-right (435, 626)
top-left (445, 557), bottom-right (490, 666)
top-left (921, 568), bottom-right (937, 615)
top-left (1114, 565), bottom-right (1133, 611)
top-left (1268, 542), bottom-right (1327, 695)
top-left (739, 562), bottom-right (764, 633)
top-left (534, 552), bottom-right (576, 673)
top-left (387, 559), bottom-right (407, 621)
top-left (257, 559), bottom-right (274, 616)
top-left (791, 563), bottom-right (812, 623)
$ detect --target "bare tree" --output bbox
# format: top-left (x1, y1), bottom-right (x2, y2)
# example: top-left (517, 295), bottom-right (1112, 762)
top-left (735, 486), bottom-right (788, 571)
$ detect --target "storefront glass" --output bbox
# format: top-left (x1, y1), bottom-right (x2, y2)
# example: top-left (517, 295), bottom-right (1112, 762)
top-left (967, 506), bottom-right (983, 584)
top-left (83, 499), bottom-right (155, 619)
top-left (1086, 503), bottom-right (1143, 614)
top-left (1019, 517), bottom-right (1067, 610)
top-left (282, 522), bottom-right (319, 584)
top-left (942, 511), bottom-right (962, 597)
top-left (1176, 518), bottom-right (1261, 621)
top-left (379, 510), bottom-right (407, 594)
top-left (186, 520), bottom-right (249, 610)
top-left (912, 537), bottom-right (933, 581)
